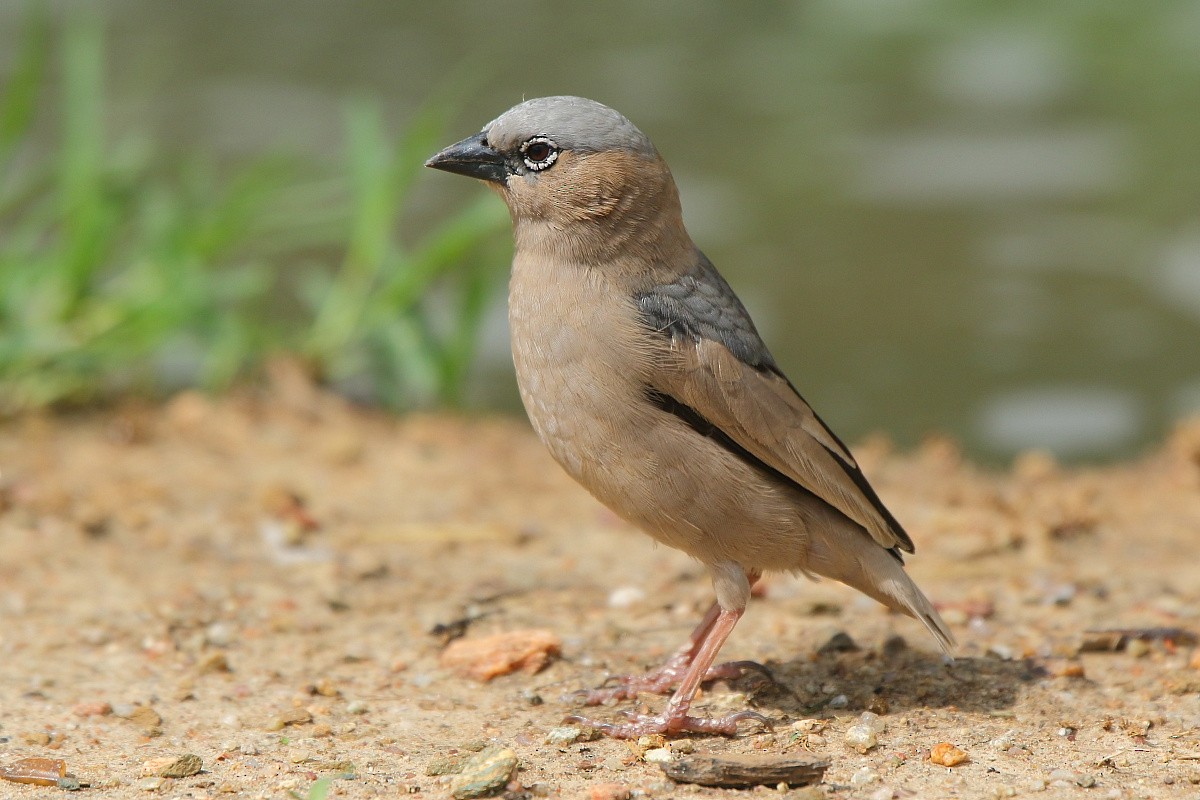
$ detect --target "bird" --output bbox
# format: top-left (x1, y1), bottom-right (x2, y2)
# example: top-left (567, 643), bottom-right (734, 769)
top-left (425, 96), bottom-right (954, 738)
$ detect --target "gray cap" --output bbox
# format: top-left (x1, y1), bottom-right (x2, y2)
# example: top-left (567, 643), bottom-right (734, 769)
top-left (484, 96), bottom-right (657, 158)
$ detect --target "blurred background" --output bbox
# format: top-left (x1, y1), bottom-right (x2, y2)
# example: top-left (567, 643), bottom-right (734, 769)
top-left (1, 1), bottom-right (1197, 464)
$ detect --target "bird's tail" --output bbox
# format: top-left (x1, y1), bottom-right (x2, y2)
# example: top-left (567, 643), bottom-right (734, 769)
top-left (807, 527), bottom-right (956, 655)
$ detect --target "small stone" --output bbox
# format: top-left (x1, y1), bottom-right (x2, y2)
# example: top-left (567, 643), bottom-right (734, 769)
top-left (851, 767), bottom-right (879, 786)
top-left (115, 704), bottom-right (163, 733)
top-left (141, 754), bottom-right (202, 779)
top-left (1044, 659), bottom-right (1085, 678)
top-left (607, 586), bottom-right (645, 608)
top-left (72, 701), bottom-right (112, 718)
top-left (56, 776), bottom-right (82, 791)
top-left (0, 757), bottom-right (66, 786)
top-left (205, 623), bottom-right (235, 647)
top-left (870, 787), bottom-right (896, 800)
top-left (856, 711), bottom-right (886, 733)
top-left (642, 748), bottom-right (673, 765)
top-left (1126, 639), bottom-right (1151, 658)
top-left (844, 724), bottom-right (878, 753)
top-left (346, 700), bottom-right (368, 715)
top-left (448, 745), bottom-right (518, 799)
top-left (636, 734), bottom-right (668, 752)
top-left (266, 708), bottom-right (312, 730)
top-left (137, 776), bottom-right (166, 791)
top-left (544, 726), bottom-right (588, 746)
top-left (817, 632), bottom-right (859, 654)
top-left (881, 635), bottom-right (908, 659)
top-left (990, 730), bottom-right (1019, 750)
top-left (929, 742), bottom-right (968, 767)
top-left (196, 652), bottom-right (231, 674)
top-left (1048, 769), bottom-right (1075, 783)
top-left (439, 629), bottom-right (561, 681)
top-left (589, 782), bottom-right (631, 800)
top-left (826, 694), bottom-right (848, 709)
top-left (425, 755), bottom-right (466, 776)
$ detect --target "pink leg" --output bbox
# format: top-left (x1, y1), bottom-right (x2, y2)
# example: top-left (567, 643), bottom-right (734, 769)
top-left (572, 573), bottom-right (766, 706)
top-left (565, 605), bottom-right (770, 737)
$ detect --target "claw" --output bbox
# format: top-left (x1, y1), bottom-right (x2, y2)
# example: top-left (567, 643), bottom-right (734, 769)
top-left (563, 708), bottom-right (773, 739)
top-left (567, 658), bottom-right (766, 707)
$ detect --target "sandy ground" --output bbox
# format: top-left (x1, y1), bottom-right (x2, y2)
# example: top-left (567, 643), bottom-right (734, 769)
top-left (1, 381), bottom-right (1199, 799)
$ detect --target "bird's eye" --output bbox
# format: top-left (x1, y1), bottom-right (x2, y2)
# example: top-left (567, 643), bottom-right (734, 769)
top-left (520, 136), bottom-right (559, 171)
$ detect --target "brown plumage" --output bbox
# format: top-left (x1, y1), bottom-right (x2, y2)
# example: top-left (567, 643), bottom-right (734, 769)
top-left (427, 96), bottom-right (953, 738)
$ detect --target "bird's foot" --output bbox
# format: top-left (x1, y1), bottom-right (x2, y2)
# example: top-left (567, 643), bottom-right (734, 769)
top-left (570, 653), bottom-right (770, 706)
top-left (564, 708), bottom-right (772, 739)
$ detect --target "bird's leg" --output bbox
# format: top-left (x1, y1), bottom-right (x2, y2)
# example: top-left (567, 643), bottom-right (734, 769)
top-left (573, 572), bottom-right (767, 706)
top-left (565, 605), bottom-right (770, 737)
top-left (565, 565), bottom-right (771, 738)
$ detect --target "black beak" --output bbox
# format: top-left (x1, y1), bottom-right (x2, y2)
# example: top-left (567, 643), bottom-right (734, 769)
top-left (425, 133), bottom-right (508, 185)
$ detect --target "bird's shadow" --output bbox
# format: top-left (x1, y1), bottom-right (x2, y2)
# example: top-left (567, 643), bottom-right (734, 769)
top-left (726, 645), bottom-right (1035, 719)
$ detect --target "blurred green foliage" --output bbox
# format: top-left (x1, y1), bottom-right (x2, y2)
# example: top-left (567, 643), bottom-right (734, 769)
top-left (0, 13), bottom-right (508, 414)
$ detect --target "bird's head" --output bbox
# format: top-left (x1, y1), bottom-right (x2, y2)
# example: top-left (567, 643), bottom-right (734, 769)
top-left (426, 97), bottom-right (683, 250)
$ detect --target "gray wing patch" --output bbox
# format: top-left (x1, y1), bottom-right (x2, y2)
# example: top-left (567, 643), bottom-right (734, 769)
top-left (636, 249), bottom-right (777, 370)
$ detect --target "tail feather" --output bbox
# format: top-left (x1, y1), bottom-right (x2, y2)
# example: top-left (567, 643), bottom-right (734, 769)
top-left (808, 527), bottom-right (956, 656)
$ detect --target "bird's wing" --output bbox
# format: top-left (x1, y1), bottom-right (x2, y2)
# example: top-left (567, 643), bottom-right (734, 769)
top-left (637, 250), bottom-right (914, 553)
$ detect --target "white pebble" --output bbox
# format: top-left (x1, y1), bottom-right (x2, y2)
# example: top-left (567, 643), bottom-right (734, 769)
top-left (857, 710), bottom-right (886, 733)
top-left (845, 723), bottom-right (878, 753)
top-left (607, 586), bottom-right (646, 608)
top-left (850, 767), bottom-right (880, 786)
top-left (642, 748), bottom-right (673, 764)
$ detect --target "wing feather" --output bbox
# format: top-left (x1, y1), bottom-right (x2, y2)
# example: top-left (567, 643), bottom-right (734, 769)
top-left (637, 250), bottom-right (913, 553)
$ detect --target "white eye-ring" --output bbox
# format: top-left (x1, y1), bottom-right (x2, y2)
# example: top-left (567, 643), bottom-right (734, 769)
top-left (520, 136), bottom-right (559, 171)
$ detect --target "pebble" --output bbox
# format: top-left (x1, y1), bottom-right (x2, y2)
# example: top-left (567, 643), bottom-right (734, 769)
top-left (845, 710), bottom-right (886, 751)
top-left (137, 776), bottom-right (166, 791)
top-left (929, 742), bottom-right (968, 767)
top-left (589, 783), bottom-right (631, 800)
top-left (989, 730), bottom-right (1019, 750)
top-left (346, 700), bottom-right (368, 715)
top-left (266, 708), bottom-right (312, 730)
top-left (544, 726), bottom-right (588, 746)
top-left (448, 745), bottom-right (518, 800)
top-left (817, 631), bottom-right (859, 654)
top-left (642, 748), bottom-right (673, 765)
top-left (141, 754), bottom-right (202, 778)
top-left (196, 652), bottom-right (231, 674)
top-left (607, 586), bottom-right (645, 608)
top-left (850, 767), bottom-right (880, 786)
top-left (636, 734), bottom-right (668, 752)
top-left (72, 701), bottom-right (113, 718)
top-left (205, 622), bottom-right (235, 647)
top-left (826, 694), bottom-right (849, 709)
top-left (439, 629), bottom-right (562, 681)
top-left (114, 704), bottom-right (163, 731)
top-left (844, 724), bottom-right (878, 753)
